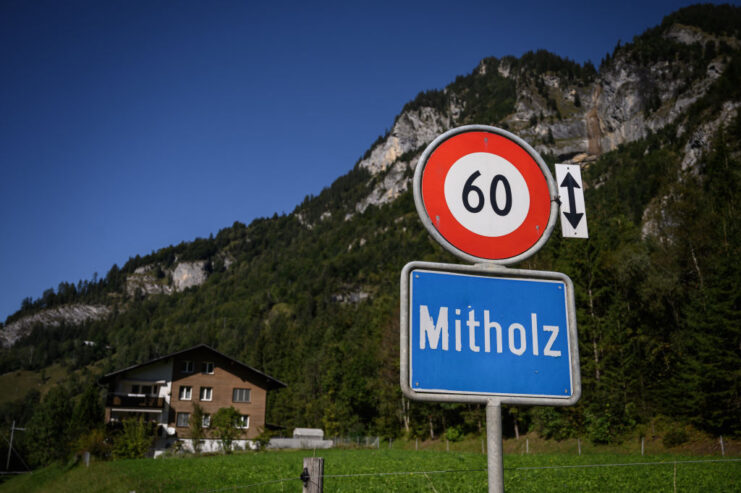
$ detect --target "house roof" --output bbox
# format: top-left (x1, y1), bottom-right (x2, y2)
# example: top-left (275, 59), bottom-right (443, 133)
top-left (100, 343), bottom-right (286, 390)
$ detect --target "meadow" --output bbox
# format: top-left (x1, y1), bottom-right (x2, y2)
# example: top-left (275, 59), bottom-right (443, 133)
top-left (2, 446), bottom-right (738, 493)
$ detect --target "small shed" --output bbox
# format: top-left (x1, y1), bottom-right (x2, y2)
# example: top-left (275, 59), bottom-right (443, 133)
top-left (293, 428), bottom-right (324, 440)
top-left (268, 428), bottom-right (332, 449)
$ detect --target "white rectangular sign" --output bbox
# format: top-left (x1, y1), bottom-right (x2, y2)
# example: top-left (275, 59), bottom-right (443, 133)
top-left (556, 164), bottom-right (588, 238)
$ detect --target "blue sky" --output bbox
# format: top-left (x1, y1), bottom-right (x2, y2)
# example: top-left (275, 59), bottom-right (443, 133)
top-left (0, 0), bottom-right (731, 322)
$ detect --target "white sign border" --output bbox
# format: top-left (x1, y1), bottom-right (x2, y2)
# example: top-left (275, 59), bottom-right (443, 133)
top-left (413, 125), bottom-right (560, 265)
top-left (400, 260), bottom-right (582, 406)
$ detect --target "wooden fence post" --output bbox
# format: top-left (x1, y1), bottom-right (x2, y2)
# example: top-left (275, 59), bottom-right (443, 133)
top-left (302, 457), bottom-right (324, 493)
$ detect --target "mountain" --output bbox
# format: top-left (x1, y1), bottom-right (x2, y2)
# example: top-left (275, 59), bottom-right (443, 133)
top-left (2, 4), bottom-right (740, 451)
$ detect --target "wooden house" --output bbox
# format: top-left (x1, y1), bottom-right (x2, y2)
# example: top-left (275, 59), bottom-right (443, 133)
top-left (101, 344), bottom-right (285, 453)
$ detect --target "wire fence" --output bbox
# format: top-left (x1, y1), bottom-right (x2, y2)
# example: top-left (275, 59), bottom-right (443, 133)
top-left (2, 429), bottom-right (737, 491)
top-left (330, 436), bottom-right (380, 448)
top-left (197, 458), bottom-right (741, 492)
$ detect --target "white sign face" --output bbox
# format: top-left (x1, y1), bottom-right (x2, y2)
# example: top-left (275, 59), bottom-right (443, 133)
top-left (555, 164), bottom-right (588, 238)
top-left (443, 152), bottom-right (530, 237)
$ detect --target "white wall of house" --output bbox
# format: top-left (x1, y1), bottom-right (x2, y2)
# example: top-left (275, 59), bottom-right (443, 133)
top-left (110, 359), bottom-right (174, 425)
top-left (113, 359), bottom-right (173, 394)
top-left (170, 438), bottom-right (257, 455)
top-left (109, 409), bottom-right (165, 423)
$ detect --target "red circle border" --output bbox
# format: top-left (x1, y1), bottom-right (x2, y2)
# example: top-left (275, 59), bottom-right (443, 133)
top-left (420, 131), bottom-right (550, 260)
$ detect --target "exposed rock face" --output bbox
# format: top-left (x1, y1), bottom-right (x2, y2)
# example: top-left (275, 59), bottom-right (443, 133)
top-left (351, 22), bottom-right (731, 211)
top-left (680, 100), bottom-right (740, 172)
top-left (665, 23), bottom-right (739, 50)
top-left (353, 103), bottom-right (461, 214)
top-left (357, 106), bottom-right (455, 175)
top-left (126, 260), bottom-right (209, 296)
top-left (296, 212), bottom-right (313, 229)
top-left (1, 304), bottom-right (110, 348)
top-left (666, 24), bottom-right (707, 45)
top-left (126, 266), bottom-right (173, 296)
top-left (5, 261), bottom-right (210, 347)
top-left (222, 255), bottom-right (235, 270)
top-left (642, 100), bottom-right (741, 239)
top-left (355, 157), bottom-right (413, 214)
top-left (331, 289), bottom-right (370, 304)
top-left (172, 261), bottom-right (208, 291)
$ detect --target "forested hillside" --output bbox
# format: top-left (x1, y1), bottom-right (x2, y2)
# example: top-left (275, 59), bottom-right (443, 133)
top-left (1, 4), bottom-right (739, 467)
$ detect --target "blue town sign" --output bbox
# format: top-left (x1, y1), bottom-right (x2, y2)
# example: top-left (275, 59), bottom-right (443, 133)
top-left (400, 261), bottom-right (581, 405)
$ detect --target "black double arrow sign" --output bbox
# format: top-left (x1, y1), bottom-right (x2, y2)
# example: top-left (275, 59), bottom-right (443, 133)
top-left (560, 172), bottom-right (584, 229)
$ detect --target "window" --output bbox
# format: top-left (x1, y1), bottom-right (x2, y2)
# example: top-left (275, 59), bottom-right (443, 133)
top-left (179, 386), bottom-right (192, 400)
top-left (237, 415), bottom-right (249, 429)
top-left (199, 387), bottom-right (213, 401)
top-left (202, 361), bottom-right (214, 374)
top-left (176, 412), bottom-right (190, 427)
top-left (130, 384), bottom-right (140, 394)
top-left (202, 414), bottom-right (211, 428)
top-left (182, 360), bottom-right (194, 373)
top-left (141, 385), bottom-right (152, 395)
top-left (232, 388), bottom-right (251, 403)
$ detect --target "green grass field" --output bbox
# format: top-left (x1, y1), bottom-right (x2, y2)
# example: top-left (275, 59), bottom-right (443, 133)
top-left (0, 364), bottom-right (68, 406)
top-left (2, 448), bottom-right (739, 493)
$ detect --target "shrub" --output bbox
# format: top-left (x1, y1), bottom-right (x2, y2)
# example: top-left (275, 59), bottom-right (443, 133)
top-left (254, 429), bottom-right (275, 450)
top-left (75, 428), bottom-right (110, 459)
top-left (532, 407), bottom-right (574, 441)
top-left (444, 426), bottom-right (463, 442)
top-left (189, 403), bottom-right (206, 454)
top-left (662, 429), bottom-right (689, 448)
top-left (112, 417), bottom-right (154, 459)
top-left (212, 407), bottom-right (241, 453)
top-left (586, 413), bottom-right (612, 444)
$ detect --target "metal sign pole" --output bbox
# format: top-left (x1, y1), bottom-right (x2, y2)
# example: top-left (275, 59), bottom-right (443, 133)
top-left (486, 400), bottom-right (504, 493)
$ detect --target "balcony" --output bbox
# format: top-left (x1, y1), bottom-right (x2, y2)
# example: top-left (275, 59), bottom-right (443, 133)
top-left (107, 394), bottom-right (165, 410)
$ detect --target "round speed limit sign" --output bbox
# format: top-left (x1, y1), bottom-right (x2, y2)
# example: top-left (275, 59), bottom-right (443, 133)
top-left (413, 125), bottom-right (558, 264)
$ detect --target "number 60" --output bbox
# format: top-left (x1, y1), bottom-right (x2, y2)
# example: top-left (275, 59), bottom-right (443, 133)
top-left (462, 171), bottom-right (512, 216)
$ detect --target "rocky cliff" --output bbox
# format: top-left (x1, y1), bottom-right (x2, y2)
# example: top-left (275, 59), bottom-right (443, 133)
top-left (1, 260), bottom-right (211, 348)
top-left (0, 304), bottom-right (110, 348)
top-left (124, 260), bottom-right (208, 297)
top-left (351, 23), bottom-right (738, 216)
